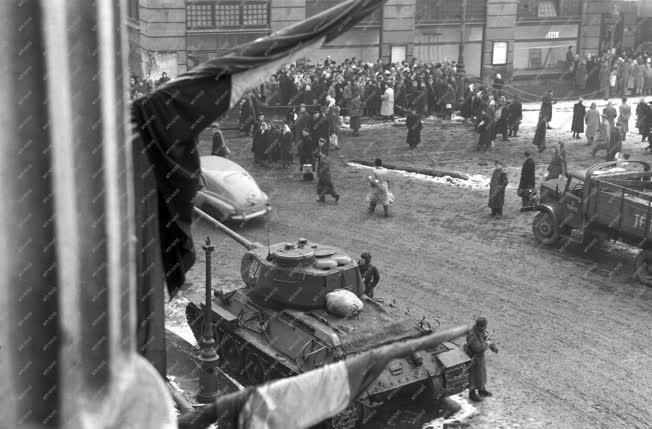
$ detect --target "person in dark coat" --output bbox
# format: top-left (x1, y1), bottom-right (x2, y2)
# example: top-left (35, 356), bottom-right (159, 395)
top-left (571, 98), bottom-right (586, 139)
top-left (477, 110), bottom-right (492, 151)
top-left (279, 122), bottom-right (294, 168)
top-left (533, 114), bottom-right (547, 153)
top-left (492, 73), bottom-right (504, 97)
top-left (294, 104), bottom-right (312, 143)
top-left (252, 120), bottom-right (269, 166)
top-left (298, 129), bottom-right (316, 174)
top-left (508, 95), bottom-right (522, 137)
top-left (488, 160), bottom-right (508, 218)
top-left (349, 94), bottom-right (362, 136)
top-left (210, 123), bottom-right (230, 157)
top-left (358, 252), bottom-right (380, 297)
top-left (315, 146), bottom-right (339, 202)
top-left (494, 98), bottom-right (509, 141)
top-left (636, 99), bottom-right (650, 142)
top-left (312, 105), bottom-right (331, 155)
top-left (607, 123), bottom-right (623, 162)
top-left (406, 107), bottom-right (423, 149)
top-left (518, 151), bottom-right (536, 209)
top-left (465, 317), bottom-right (498, 402)
top-left (239, 94), bottom-right (256, 135)
top-left (540, 90), bottom-right (555, 129)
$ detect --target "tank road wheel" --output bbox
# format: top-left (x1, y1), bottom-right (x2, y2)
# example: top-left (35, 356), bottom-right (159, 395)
top-left (532, 211), bottom-right (560, 245)
top-left (244, 350), bottom-right (267, 385)
top-left (634, 250), bottom-right (652, 286)
top-left (218, 335), bottom-right (244, 376)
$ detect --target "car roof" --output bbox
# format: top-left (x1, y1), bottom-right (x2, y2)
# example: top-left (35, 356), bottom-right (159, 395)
top-left (200, 155), bottom-right (249, 179)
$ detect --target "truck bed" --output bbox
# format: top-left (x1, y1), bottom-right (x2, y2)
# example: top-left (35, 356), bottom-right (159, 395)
top-left (587, 177), bottom-right (652, 240)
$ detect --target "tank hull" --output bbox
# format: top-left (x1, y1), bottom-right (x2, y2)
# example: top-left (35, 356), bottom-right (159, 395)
top-left (185, 288), bottom-right (471, 427)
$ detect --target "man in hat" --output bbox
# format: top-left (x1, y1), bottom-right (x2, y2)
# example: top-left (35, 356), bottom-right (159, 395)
top-left (465, 317), bottom-right (498, 402)
top-left (518, 151), bottom-right (536, 210)
top-left (357, 252), bottom-right (380, 298)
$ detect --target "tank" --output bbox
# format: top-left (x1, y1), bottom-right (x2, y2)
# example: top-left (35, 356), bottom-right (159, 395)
top-left (185, 209), bottom-right (472, 428)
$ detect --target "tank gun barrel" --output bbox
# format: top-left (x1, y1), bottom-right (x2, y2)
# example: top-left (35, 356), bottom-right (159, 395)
top-left (193, 207), bottom-right (263, 250)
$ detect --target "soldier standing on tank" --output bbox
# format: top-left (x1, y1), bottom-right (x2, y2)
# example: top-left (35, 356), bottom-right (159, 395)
top-left (358, 252), bottom-right (379, 297)
top-left (465, 317), bottom-right (498, 402)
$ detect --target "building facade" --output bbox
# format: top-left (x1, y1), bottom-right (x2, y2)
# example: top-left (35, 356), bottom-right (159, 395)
top-left (127, 0), bottom-right (652, 81)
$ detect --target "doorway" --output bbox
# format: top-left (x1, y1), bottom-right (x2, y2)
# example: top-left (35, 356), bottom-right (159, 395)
top-left (390, 45), bottom-right (406, 64)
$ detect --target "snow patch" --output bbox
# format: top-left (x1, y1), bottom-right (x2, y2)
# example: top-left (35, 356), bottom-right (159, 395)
top-left (422, 394), bottom-right (479, 429)
top-left (347, 162), bottom-right (490, 190)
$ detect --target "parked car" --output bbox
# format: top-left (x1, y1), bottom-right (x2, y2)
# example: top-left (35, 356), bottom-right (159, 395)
top-left (194, 156), bottom-right (270, 223)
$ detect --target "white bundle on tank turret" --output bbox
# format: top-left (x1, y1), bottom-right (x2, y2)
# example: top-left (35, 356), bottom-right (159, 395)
top-left (325, 289), bottom-right (363, 318)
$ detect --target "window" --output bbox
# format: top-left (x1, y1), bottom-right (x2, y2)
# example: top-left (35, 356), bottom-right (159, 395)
top-left (390, 46), bottom-right (406, 64)
top-left (492, 41), bottom-right (508, 65)
top-left (518, 0), bottom-right (580, 19)
top-left (537, 1), bottom-right (558, 17)
top-left (528, 48), bottom-right (542, 68)
top-left (128, 0), bottom-right (139, 20)
top-left (416, 0), bottom-right (461, 23)
top-left (187, 3), bottom-right (215, 28)
top-left (305, 0), bottom-right (380, 24)
top-left (186, 1), bottom-right (269, 29)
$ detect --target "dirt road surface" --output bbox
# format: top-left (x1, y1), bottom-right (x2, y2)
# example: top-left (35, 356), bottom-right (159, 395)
top-left (168, 96), bottom-right (652, 429)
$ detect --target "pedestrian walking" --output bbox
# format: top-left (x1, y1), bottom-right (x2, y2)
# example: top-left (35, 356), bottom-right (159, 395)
top-left (315, 146), bottom-right (340, 203)
top-left (585, 102), bottom-right (600, 146)
top-left (617, 97), bottom-right (631, 141)
top-left (465, 317), bottom-right (498, 402)
top-left (532, 114), bottom-right (547, 153)
top-left (489, 161), bottom-right (508, 218)
top-left (357, 252), bottom-right (380, 298)
top-left (546, 146), bottom-right (564, 180)
top-left (518, 151), bottom-right (536, 211)
top-left (210, 123), bottom-right (230, 157)
top-left (571, 98), bottom-right (585, 139)
top-left (366, 158), bottom-right (395, 217)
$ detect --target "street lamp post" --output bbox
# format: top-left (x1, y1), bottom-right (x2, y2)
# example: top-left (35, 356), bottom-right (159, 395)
top-left (605, 5), bottom-right (620, 52)
top-left (457, 0), bottom-right (467, 106)
top-left (196, 236), bottom-right (220, 403)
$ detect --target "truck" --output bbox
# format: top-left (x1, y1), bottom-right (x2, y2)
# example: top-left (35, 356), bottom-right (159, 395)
top-left (532, 160), bottom-right (652, 286)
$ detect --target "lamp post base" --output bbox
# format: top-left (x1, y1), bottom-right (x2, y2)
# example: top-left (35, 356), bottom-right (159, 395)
top-left (196, 339), bottom-right (221, 403)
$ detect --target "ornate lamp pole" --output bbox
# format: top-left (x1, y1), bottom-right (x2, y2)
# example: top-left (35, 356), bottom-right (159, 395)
top-left (456, 0), bottom-right (467, 106)
top-left (197, 236), bottom-right (220, 403)
top-left (605, 5), bottom-right (620, 52)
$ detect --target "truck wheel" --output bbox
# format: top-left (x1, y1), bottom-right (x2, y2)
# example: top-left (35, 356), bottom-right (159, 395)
top-left (634, 250), bottom-right (652, 286)
top-left (532, 211), bottom-right (560, 245)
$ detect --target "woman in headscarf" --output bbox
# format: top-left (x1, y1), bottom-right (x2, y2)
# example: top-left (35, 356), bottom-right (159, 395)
top-left (365, 158), bottom-right (395, 217)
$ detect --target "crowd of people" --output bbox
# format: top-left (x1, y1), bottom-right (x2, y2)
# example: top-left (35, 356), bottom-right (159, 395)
top-left (565, 46), bottom-right (652, 97)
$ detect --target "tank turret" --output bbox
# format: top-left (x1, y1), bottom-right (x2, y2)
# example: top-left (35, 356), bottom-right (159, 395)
top-left (195, 208), bottom-right (364, 309)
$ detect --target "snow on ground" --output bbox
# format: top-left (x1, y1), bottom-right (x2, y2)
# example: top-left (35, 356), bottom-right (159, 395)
top-left (348, 162), bottom-right (490, 190)
top-left (422, 394), bottom-right (479, 429)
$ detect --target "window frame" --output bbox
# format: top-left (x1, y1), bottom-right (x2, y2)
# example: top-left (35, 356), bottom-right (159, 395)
top-left (491, 41), bottom-right (509, 66)
top-left (186, 1), bottom-right (270, 30)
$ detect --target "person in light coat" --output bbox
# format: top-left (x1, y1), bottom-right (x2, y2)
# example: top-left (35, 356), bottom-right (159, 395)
top-left (465, 317), bottom-right (498, 402)
top-left (380, 82), bottom-right (394, 121)
top-left (585, 102), bottom-right (600, 146)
